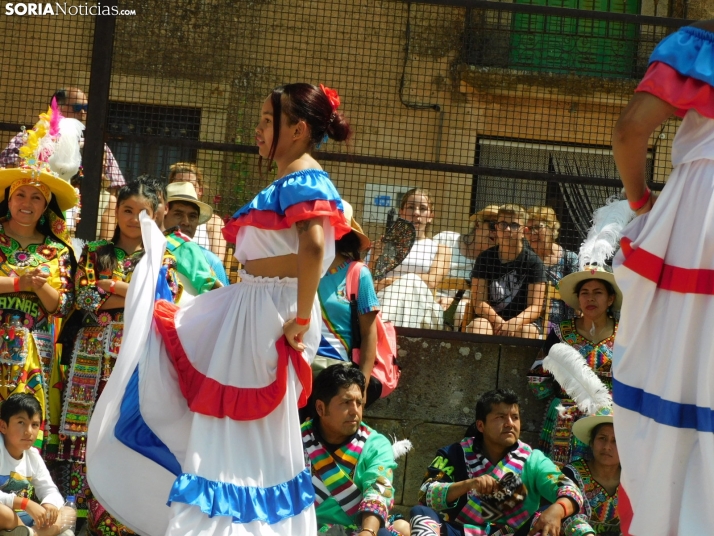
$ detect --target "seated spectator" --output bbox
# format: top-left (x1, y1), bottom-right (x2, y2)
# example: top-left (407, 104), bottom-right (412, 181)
top-left (315, 201), bottom-right (382, 405)
top-left (138, 175), bottom-right (220, 302)
top-left (374, 188), bottom-right (451, 329)
top-left (467, 204), bottom-right (546, 338)
top-left (434, 205), bottom-right (498, 328)
top-left (562, 408), bottom-right (620, 536)
top-left (525, 206), bottom-right (578, 329)
top-left (0, 87), bottom-right (125, 189)
top-left (164, 181), bottom-right (229, 286)
top-left (410, 388), bottom-right (583, 536)
top-left (302, 365), bottom-right (409, 536)
top-left (168, 162), bottom-right (227, 259)
top-left (0, 394), bottom-right (75, 536)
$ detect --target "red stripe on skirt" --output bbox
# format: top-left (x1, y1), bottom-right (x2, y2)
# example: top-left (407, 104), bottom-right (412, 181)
top-left (619, 486), bottom-right (634, 536)
top-left (153, 300), bottom-right (312, 420)
top-left (621, 237), bottom-right (714, 294)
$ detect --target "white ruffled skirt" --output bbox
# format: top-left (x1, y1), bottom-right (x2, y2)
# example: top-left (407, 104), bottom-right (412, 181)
top-left (87, 217), bottom-right (318, 536)
top-left (613, 157), bottom-right (714, 535)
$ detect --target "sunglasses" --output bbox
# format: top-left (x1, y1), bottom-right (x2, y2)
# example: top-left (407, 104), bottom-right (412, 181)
top-left (67, 103), bottom-right (88, 113)
top-left (495, 221), bottom-right (523, 231)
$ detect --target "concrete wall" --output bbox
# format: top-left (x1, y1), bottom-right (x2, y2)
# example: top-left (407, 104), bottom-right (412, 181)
top-left (363, 335), bottom-right (545, 514)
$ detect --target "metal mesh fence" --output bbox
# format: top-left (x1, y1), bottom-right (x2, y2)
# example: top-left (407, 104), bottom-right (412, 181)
top-left (0, 0), bottom-right (691, 341)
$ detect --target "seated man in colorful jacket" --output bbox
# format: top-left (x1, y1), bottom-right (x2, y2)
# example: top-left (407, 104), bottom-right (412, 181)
top-left (137, 175), bottom-right (220, 300)
top-left (302, 365), bottom-right (409, 536)
top-left (410, 388), bottom-right (584, 536)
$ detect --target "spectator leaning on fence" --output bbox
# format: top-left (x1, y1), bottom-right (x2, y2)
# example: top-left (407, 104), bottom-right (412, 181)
top-left (467, 204), bottom-right (546, 338)
top-left (434, 204), bottom-right (499, 327)
top-left (374, 188), bottom-right (451, 330)
top-left (525, 206), bottom-right (579, 329)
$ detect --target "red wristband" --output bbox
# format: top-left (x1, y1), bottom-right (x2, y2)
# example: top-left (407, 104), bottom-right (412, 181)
top-left (557, 500), bottom-right (568, 517)
top-left (109, 280), bottom-right (117, 295)
top-left (20, 497), bottom-right (28, 510)
top-left (295, 316), bottom-right (310, 326)
top-left (628, 187), bottom-right (651, 211)
top-left (12, 277), bottom-right (20, 293)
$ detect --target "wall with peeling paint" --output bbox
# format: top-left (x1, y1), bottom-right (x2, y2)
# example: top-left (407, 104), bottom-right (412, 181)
top-left (363, 336), bottom-right (544, 515)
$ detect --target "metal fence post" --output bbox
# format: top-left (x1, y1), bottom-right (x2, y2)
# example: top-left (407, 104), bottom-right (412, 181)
top-left (76, 0), bottom-right (118, 241)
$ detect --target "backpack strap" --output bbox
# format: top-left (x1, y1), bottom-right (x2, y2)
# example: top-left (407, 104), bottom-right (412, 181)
top-left (346, 261), bottom-right (365, 301)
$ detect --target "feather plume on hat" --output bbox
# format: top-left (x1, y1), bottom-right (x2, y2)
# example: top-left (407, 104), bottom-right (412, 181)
top-left (543, 343), bottom-right (612, 415)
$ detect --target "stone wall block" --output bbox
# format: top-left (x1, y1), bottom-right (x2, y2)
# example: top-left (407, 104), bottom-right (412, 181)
top-left (366, 337), bottom-right (499, 424)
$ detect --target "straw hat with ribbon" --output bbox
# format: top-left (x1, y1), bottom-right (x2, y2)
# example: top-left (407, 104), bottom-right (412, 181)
top-left (341, 200), bottom-right (371, 252)
top-left (166, 181), bottom-right (213, 225)
top-left (0, 101), bottom-right (82, 212)
top-left (572, 405), bottom-right (614, 445)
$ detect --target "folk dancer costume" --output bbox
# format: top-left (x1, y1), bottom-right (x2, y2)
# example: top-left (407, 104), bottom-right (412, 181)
top-left (561, 456), bottom-right (620, 536)
top-left (528, 263), bottom-right (621, 467)
top-left (537, 313), bottom-right (620, 536)
top-left (411, 438), bottom-right (584, 535)
top-left (55, 240), bottom-right (181, 528)
top-left (86, 169), bottom-right (351, 535)
top-left (0, 104), bottom-right (80, 453)
top-left (302, 418), bottom-right (400, 535)
top-left (612, 25), bottom-right (714, 534)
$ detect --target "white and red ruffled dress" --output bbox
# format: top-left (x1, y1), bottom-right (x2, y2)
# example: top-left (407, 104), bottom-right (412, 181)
top-left (612, 27), bottom-right (714, 535)
top-left (86, 169), bottom-right (351, 535)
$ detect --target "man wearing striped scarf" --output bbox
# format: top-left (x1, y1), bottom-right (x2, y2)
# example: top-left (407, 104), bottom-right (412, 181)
top-left (302, 365), bottom-right (407, 536)
top-left (410, 389), bottom-right (585, 536)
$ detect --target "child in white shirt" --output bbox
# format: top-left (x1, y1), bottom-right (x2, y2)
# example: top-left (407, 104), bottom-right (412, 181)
top-left (0, 394), bottom-right (74, 536)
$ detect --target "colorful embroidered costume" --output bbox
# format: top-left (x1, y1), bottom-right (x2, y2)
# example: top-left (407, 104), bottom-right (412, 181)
top-left (412, 438), bottom-right (583, 535)
top-left (86, 170), bottom-right (351, 535)
top-left (528, 319), bottom-right (617, 466)
top-left (0, 223), bottom-right (73, 450)
top-left (53, 240), bottom-right (180, 528)
top-left (612, 25), bottom-right (714, 534)
top-left (302, 418), bottom-right (399, 535)
top-left (561, 459), bottom-right (620, 536)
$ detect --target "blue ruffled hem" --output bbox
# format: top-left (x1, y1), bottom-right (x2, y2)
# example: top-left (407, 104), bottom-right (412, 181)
top-left (230, 168), bottom-right (344, 219)
top-left (650, 26), bottom-right (714, 87)
top-left (168, 468), bottom-right (315, 524)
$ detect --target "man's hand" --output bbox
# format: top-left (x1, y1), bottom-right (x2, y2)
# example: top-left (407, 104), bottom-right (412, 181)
top-left (528, 503), bottom-right (565, 536)
top-left (470, 474), bottom-right (499, 495)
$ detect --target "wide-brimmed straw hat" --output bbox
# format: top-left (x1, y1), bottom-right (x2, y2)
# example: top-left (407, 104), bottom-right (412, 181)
top-left (572, 405), bottom-right (614, 444)
top-left (470, 204), bottom-right (500, 222)
top-left (342, 200), bottom-right (371, 251)
top-left (166, 182), bottom-right (213, 225)
top-left (558, 263), bottom-right (623, 312)
top-left (0, 105), bottom-right (82, 212)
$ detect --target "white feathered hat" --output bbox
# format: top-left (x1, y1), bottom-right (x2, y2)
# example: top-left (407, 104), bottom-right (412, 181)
top-left (0, 100), bottom-right (82, 211)
top-left (557, 195), bottom-right (634, 313)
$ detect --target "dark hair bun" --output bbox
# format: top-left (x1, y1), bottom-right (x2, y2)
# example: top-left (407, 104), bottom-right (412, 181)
top-left (326, 111), bottom-right (351, 142)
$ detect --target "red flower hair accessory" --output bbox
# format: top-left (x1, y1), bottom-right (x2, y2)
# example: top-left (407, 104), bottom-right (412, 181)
top-left (319, 84), bottom-right (341, 112)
